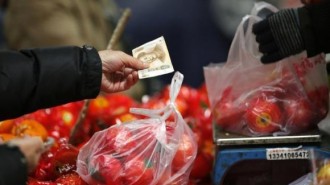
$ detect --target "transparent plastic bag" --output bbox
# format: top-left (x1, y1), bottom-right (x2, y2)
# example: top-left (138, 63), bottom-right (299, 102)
top-left (76, 72), bottom-right (197, 185)
top-left (204, 2), bottom-right (329, 136)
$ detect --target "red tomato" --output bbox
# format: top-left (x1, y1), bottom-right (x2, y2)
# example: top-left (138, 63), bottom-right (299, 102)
top-left (190, 152), bottom-right (213, 180)
top-left (123, 157), bottom-right (155, 185)
top-left (55, 172), bottom-right (88, 185)
top-left (245, 98), bottom-right (282, 135)
top-left (284, 97), bottom-right (314, 132)
top-left (89, 155), bottom-right (123, 185)
top-left (172, 134), bottom-right (196, 172)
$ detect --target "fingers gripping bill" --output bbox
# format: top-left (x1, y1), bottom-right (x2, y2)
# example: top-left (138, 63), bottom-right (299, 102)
top-left (133, 36), bottom-right (174, 79)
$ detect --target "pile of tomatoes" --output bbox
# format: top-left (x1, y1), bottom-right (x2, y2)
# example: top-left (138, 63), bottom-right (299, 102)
top-left (0, 83), bottom-right (214, 185)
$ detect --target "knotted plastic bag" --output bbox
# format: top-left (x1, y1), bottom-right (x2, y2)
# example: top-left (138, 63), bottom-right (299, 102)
top-left (204, 2), bottom-right (329, 136)
top-left (76, 72), bottom-right (197, 185)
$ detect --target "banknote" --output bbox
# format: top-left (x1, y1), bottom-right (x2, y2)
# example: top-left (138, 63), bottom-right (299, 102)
top-left (132, 36), bottom-right (174, 79)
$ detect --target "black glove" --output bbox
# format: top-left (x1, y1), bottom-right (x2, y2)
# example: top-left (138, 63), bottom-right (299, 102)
top-left (252, 8), bottom-right (306, 64)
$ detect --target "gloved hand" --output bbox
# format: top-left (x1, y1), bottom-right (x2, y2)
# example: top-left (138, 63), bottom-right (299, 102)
top-left (253, 0), bottom-right (330, 64)
top-left (252, 8), bottom-right (306, 63)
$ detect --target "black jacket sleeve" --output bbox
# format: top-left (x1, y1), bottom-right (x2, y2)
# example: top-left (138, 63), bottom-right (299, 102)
top-left (0, 144), bottom-right (28, 185)
top-left (0, 45), bottom-right (102, 120)
top-left (299, 0), bottom-right (330, 56)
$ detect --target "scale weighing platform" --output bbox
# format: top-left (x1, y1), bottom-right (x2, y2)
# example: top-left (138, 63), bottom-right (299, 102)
top-left (212, 128), bottom-right (330, 185)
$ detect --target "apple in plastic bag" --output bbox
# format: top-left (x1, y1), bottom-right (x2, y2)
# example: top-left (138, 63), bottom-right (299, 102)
top-left (283, 97), bottom-right (314, 133)
top-left (245, 98), bottom-right (282, 135)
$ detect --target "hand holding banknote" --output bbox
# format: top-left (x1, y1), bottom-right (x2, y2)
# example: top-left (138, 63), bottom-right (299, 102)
top-left (132, 36), bottom-right (174, 79)
top-left (99, 50), bottom-right (149, 93)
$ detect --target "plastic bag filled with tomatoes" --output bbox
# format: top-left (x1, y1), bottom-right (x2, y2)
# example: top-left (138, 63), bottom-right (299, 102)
top-left (203, 2), bottom-right (329, 137)
top-left (76, 72), bottom-right (197, 185)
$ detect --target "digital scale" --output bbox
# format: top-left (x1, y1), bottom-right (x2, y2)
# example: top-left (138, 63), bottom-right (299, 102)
top-left (212, 127), bottom-right (330, 185)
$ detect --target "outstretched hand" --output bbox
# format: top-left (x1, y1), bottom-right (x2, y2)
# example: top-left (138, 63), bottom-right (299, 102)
top-left (98, 50), bottom-right (149, 93)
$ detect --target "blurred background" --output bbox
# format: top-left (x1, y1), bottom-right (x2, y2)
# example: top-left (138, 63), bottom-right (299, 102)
top-left (0, 0), bottom-right (303, 97)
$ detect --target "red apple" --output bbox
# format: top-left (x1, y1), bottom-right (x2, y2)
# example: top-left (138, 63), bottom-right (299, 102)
top-left (283, 97), bottom-right (314, 133)
top-left (245, 98), bottom-right (282, 135)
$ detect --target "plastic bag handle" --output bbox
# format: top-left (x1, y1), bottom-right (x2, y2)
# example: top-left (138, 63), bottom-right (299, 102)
top-left (226, 2), bottom-right (278, 67)
top-left (251, 1), bottom-right (278, 18)
top-left (130, 71), bottom-right (184, 121)
top-left (226, 15), bottom-right (260, 66)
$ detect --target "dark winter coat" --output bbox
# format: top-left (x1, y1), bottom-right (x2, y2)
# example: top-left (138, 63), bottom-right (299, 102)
top-left (0, 45), bottom-right (102, 121)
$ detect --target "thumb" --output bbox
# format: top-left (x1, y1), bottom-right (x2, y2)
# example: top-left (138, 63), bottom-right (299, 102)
top-left (120, 54), bottom-right (149, 70)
